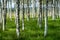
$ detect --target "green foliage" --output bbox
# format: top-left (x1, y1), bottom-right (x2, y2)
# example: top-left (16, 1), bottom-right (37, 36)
top-left (0, 18), bottom-right (60, 40)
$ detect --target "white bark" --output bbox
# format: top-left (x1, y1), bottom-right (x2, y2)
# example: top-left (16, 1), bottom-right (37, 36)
top-left (0, 0), bottom-right (2, 29)
top-left (22, 19), bottom-right (24, 30)
top-left (0, 5), bottom-right (2, 23)
top-left (27, 0), bottom-right (29, 21)
top-left (52, 0), bottom-right (55, 20)
top-left (22, 0), bottom-right (24, 31)
top-left (16, 0), bottom-right (20, 37)
top-left (8, 1), bottom-right (10, 18)
top-left (44, 14), bottom-right (48, 37)
top-left (2, 0), bottom-right (7, 31)
top-left (14, 0), bottom-right (17, 24)
top-left (38, 0), bottom-right (42, 28)
top-left (32, 0), bottom-right (35, 19)
top-left (2, 0), bottom-right (4, 31)
top-left (44, 0), bottom-right (48, 37)
top-left (37, 1), bottom-right (40, 25)
top-left (9, 0), bottom-right (12, 20)
top-left (59, 1), bottom-right (60, 18)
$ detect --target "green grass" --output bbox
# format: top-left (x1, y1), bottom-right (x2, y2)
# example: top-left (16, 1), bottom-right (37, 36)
top-left (0, 18), bottom-right (60, 40)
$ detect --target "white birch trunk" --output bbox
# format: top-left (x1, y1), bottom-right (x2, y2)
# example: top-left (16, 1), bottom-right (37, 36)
top-left (0, 0), bottom-right (2, 29)
top-left (14, 0), bottom-right (17, 24)
top-left (8, 1), bottom-right (10, 18)
top-left (2, 0), bottom-right (7, 31)
top-left (0, 5), bottom-right (2, 23)
top-left (27, 0), bottom-right (29, 21)
top-left (22, 0), bottom-right (24, 31)
top-left (32, 0), bottom-right (35, 19)
top-left (22, 18), bottom-right (24, 30)
top-left (9, 0), bottom-right (12, 20)
top-left (16, 0), bottom-right (20, 38)
top-left (44, 0), bottom-right (48, 37)
top-left (37, 1), bottom-right (40, 25)
top-left (2, 0), bottom-right (4, 31)
top-left (52, 0), bottom-right (55, 20)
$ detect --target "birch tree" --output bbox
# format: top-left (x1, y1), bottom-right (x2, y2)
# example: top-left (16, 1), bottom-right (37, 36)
top-left (0, 0), bottom-right (2, 29)
top-left (9, 0), bottom-right (12, 20)
top-left (52, 0), bottom-right (55, 20)
top-left (16, 0), bottom-right (20, 38)
top-left (34, 0), bottom-right (37, 18)
top-left (42, 0), bottom-right (44, 20)
top-left (31, 0), bottom-right (35, 19)
top-left (22, 0), bottom-right (24, 30)
top-left (51, 0), bottom-right (53, 19)
top-left (14, 0), bottom-right (17, 24)
top-left (44, 0), bottom-right (48, 37)
top-left (7, 0), bottom-right (10, 18)
top-left (38, 0), bottom-right (42, 28)
top-left (27, 0), bottom-right (30, 21)
top-left (56, 0), bottom-right (59, 19)
top-left (58, 0), bottom-right (60, 18)
top-left (2, 0), bottom-right (7, 31)
top-left (0, 0), bottom-right (2, 23)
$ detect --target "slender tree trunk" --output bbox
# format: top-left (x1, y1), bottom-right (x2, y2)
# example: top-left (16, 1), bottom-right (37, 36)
top-left (51, 1), bottom-right (53, 19)
top-left (27, 0), bottom-right (30, 21)
top-left (32, 0), bottom-right (35, 19)
top-left (2, 0), bottom-right (7, 31)
top-left (34, 0), bottom-right (37, 18)
top-left (52, 0), bottom-right (55, 20)
top-left (44, 0), bottom-right (48, 37)
top-left (37, 1), bottom-right (40, 25)
top-left (7, 1), bottom-right (9, 18)
top-left (38, 0), bottom-right (42, 28)
top-left (9, 0), bottom-right (12, 20)
top-left (58, 0), bottom-right (60, 18)
top-left (22, 0), bottom-right (24, 30)
top-left (14, 0), bottom-right (16, 24)
top-left (14, 0), bottom-right (17, 24)
top-left (42, 0), bottom-right (44, 20)
top-left (56, 0), bottom-right (59, 19)
top-left (16, 0), bottom-right (20, 38)
top-left (0, 0), bottom-right (2, 29)
top-left (0, 1), bottom-right (2, 23)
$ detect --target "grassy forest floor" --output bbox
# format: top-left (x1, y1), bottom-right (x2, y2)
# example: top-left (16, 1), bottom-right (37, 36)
top-left (0, 18), bottom-right (60, 40)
